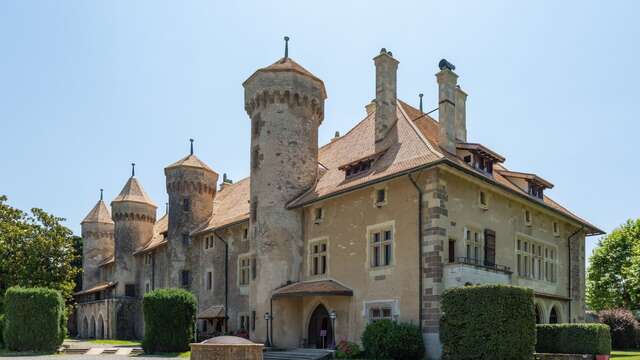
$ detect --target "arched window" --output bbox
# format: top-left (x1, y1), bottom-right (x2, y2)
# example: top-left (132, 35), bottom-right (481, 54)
top-left (82, 317), bottom-right (89, 338)
top-left (549, 306), bottom-right (559, 324)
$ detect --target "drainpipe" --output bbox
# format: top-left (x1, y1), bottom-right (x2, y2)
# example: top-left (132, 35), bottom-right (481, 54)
top-left (408, 173), bottom-right (424, 331)
top-left (151, 252), bottom-right (156, 291)
top-left (567, 226), bottom-right (583, 323)
top-left (213, 230), bottom-right (229, 333)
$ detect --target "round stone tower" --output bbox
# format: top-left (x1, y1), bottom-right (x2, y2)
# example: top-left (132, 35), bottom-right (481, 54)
top-left (243, 50), bottom-right (326, 346)
top-left (111, 165), bottom-right (157, 297)
top-left (80, 190), bottom-right (115, 290)
top-left (164, 141), bottom-right (218, 286)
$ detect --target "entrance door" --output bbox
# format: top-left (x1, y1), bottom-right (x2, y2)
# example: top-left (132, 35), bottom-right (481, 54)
top-left (307, 304), bottom-right (333, 349)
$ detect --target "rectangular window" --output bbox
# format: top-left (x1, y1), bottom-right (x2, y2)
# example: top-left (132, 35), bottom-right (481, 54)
top-left (125, 284), bottom-right (136, 297)
top-left (183, 198), bottom-right (190, 211)
top-left (516, 237), bottom-right (557, 283)
top-left (479, 191), bottom-right (488, 209)
top-left (145, 282), bottom-right (150, 293)
top-left (251, 310), bottom-right (256, 331)
top-left (376, 189), bottom-right (386, 204)
top-left (181, 270), bottom-right (190, 288)
top-left (524, 210), bottom-right (532, 226)
top-left (370, 230), bottom-right (392, 267)
top-left (243, 228), bottom-right (249, 241)
top-left (239, 314), bottom-right (250, 330)
top-left (239, 257), bottom-right (251, 286)
top-left (251, 257), bottom-right (257, 280)
top-left (448, 239), bottom-right (456, 263)
top-left (206, 271), bottom-right (213, 290)
top-left (314, 208), bottom-right (323, 223)
top-left (310, 240), bottom-right (328, 276)
top-left (553, 222), bottom-right (560, 236)
top-left (464, 227), bottom-right (483, 264)
top-left (368, 304), bottom-right (394, 323)
top-left (484, 229), bottom-right (496, 266)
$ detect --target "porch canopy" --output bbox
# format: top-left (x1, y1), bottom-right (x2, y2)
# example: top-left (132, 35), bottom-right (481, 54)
top-left (272, 279), bottom-right (353, 298)
top-left (198, 304), bottom-right (226, 319)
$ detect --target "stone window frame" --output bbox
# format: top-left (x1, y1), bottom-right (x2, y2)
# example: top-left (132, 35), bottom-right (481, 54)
top-left (313, 207), bottom-right (324, 224)
top-left (515, 233), bottom-right (558, 283)
top-left (205, 268), bottom-right (214, 291)
top-left (478, 189), bottom-right (489, 210)
top-left (238, 312), bottom-right (250, 331)
top-left (362, 299), bottom-right (399, 324)
top-left (203, 235), bottom-right (215, 250)
top-left (308, 237), bottom-right (329, 277)
top-left (366, 220), bottom-right (396, 275)
top-left (552, 221), bottom-right (560, 237)
top-left (372, 185), bottom-right (389, 208)
top-left (463, 226), bottom-right (484, 264)
top-left (237, 254), bottom-right (251, 287)
top-left (524, 209), bottom-right (533, 227)
top-left (242, 227), bottom-right (249, 241)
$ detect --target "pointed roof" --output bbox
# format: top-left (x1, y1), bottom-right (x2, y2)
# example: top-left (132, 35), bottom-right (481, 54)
top-left (165, 154), bottom-right (216, 173)
top-left (112, 177), bottom-right (157, 207)
top-left (244, 57), bottom-right (326, 98)
top-left (81, 200), bottom-right (114, 224)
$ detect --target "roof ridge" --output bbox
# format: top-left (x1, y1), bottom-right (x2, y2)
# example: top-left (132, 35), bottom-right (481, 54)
top-left (397, 100), bottom-right (445, 158)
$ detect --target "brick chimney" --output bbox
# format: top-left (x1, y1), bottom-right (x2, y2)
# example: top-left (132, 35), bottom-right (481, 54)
top-left (373, 49), bottom-right (399, 143)
top-left (436, 59), bottom-right (458, 154)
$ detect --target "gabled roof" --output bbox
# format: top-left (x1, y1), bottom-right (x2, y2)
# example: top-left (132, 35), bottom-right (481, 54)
top-left (81, 200), bottom-right (114, 224)
top-left (272, 279), bottom-right (353, 298)
top-left (112, 177), bottom-right (157, 207)
top-left (165, 154), bottom-right (216, 173)
top-left (497, 169), bottom-right (554, 189)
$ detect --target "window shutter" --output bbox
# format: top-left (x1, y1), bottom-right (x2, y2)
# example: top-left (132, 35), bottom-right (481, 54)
top-left (484, 229), bottom-right (496, 266)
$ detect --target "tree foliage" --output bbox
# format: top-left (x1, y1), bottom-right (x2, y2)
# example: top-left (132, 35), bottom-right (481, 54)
top-left (0, 195), bottom-right (80, 303)
top-left (587, 219), bottom-right (640, 311)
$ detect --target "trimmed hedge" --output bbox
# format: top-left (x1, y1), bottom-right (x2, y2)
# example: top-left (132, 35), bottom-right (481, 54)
top-left (2, 287), bottom-right (65, 352)
top-left (0, 314), bottom-right (4, 348)
top-left (142, 288), bottom-right (196, 353)
top-left (361, 320), bottom-right (424, 360)
top-left (598, 309), bottom-right (639, 349)
top-left (440, 285), bottom-right (536, 360)
top-left (536, 324), bottom-right (611, 355)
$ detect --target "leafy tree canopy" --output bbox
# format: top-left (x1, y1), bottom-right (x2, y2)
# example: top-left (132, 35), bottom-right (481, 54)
top-left (587, 218), bottom-right (640, 311)
top-left (0, 195), bottom-right (80, 303)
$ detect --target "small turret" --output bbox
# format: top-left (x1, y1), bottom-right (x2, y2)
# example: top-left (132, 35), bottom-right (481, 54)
top-left (111, 164), bottom-right (157, 297)
top-left (80, 189), bottom-right (115, 290)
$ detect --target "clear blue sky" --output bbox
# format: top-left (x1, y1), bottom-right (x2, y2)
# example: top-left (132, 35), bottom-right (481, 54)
top-left (1, 1), bottom-right (638, 267)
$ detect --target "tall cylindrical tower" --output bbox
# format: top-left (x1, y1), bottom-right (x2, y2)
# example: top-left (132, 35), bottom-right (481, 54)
top-left (111, 165), bottom-right (157, 297)
top-left (80, 190), bottom-right (115, 290)
top-left (243, 52), bottom-right (326, 347)
top-left (164, 141), bottom-right (218, 287)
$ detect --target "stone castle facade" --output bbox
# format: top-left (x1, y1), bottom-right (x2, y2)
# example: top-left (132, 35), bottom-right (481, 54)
top-left (74, 47), bottom-right (603, 359)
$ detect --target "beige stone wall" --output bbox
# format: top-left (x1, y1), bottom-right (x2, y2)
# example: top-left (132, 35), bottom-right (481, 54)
top-left (81, 221), bottom-right (114, 289)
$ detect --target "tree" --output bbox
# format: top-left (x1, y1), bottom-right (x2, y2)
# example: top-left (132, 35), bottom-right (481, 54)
top-left (0, 195), bottom-right (80, 303)
top-left (587, 219), bottom-right (640, 311)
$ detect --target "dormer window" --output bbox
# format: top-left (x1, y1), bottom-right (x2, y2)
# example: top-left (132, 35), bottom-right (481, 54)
top-left (528, 183), bottom-right (544, 199)
top-left (498, 170), bottom-right (554, 201)
top-left (339, 151), bottom-right (386, 179)
top-left (457, 143), bottom-right (504, 176)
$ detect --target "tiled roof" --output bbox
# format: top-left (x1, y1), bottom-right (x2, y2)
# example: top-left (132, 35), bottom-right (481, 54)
top-left (272, 279), bottom-right (353, 298)
top-left (246, 57), bottom-right (325, 87)
top-left (112, 177), bottom-right (157, 207)
top-left (192, 177), bottom-right (250, 235)
top-left (98, 255), bottom-right (114, 268)
top-left (81, 200), bottom-right (114, 224)
top-left (134, 214), bottom-right (169, 255)
top-left (165, 154), bottom-right (216, 173)
top-left (497, 169), bottom-right (554, 189)
top-left (73, 281), bottom-right (116, 296)
top-left (197, 304), bottom-right (225, 319)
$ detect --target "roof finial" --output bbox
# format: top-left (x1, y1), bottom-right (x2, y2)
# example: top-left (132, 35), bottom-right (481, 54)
top-left (131, 163), bottom-right (135, 177)
top-left (190, 138), bottom-right (194, 155)
top-left (100, 188), bottom-right (103, 201)
top-left (284, 36), bottom-right (290, 59)
top-left (419, 93), bottom-right (424, 112)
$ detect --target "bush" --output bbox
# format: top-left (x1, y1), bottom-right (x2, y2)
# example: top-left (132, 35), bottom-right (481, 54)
top-left (440, 285), bottom-right (536, 360)
top-left (362, 320), bottom-right (424, 360)
top-left (0, 314), bottom-right (4, 348)
top-left (536, 324), bottom-right (611, 355)
top-left (2, 287), bottom-right (65, 352)
top-left (142, 288), bottom-right (196, 353)
top-left (598, 309), bottom-right (639, 349)
top-left (335, 340), bottom-right (362, 359)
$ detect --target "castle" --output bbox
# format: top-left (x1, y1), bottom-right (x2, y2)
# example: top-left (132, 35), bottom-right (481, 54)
top-left (74, 44), bottom-right (603, 359)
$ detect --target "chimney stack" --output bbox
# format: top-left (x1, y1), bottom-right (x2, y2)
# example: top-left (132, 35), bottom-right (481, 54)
top-left (373, 48), bottom-right (399, 143)
top-left (454, 85), bottom-right (467, 142)
top-left (436, 59), bottom-right (459, 154)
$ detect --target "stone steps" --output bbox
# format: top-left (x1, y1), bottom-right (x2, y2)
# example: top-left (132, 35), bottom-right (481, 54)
top-left (264, 349), bottom-right (333, 360)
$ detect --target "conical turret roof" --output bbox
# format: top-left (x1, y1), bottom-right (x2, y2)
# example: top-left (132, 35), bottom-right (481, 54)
top-left (244, 57), bottom-right (327, 99)
top-left (112, 177), bottom-right (157, 207)
top-left (81, 200), bottom-right (114, 224)
top-left (165, 154), bottom-right (216, 174)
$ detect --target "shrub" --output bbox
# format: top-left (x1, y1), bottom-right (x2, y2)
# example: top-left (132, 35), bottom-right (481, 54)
top-left (536, 324), bottom-right (611, 355)
top-left (2, 287), bottom-right (65, 352)
top-left (335, 340), bottom-right (362, 359)
top-left (0, 314), bottom-right (4, 348)
top-left (598, 309), bottom-right (639, 349)
top-left (361, 320), bottom-right (424, 360)
top-left (142, 288), bottom-right (196, 353)
top-left (440, 285), bottom-right (536, 360)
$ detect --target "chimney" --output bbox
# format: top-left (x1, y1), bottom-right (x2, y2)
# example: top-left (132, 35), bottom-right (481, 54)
top-left (436, 59), bottom-right (459, 154)
top-left (454, 85), bottom-right (467, 142)
top-left (373, 48), bottom-right (399, 143)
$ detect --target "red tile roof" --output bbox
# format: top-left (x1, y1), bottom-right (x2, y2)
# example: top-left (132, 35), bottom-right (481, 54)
top-left (135, 214), bottom-right (168, 255)
top-left (73, 281), bottom-right (116, 296)
top-left (272, 279), bottom-right (353, 298)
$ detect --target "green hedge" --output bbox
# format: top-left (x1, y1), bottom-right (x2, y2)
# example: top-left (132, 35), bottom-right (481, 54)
top-left (2, 287), bottom-right (65, 352)
top-left (440, 285), bottom-right (536, 360)
top-left (0, 314), bottom-right (4, 348)
top-left (142, 288), bottom-right (196, 353)
top-left (536, 324), bottom-right (611, 355)
top-left (361, 320), bottom-right (424, 360)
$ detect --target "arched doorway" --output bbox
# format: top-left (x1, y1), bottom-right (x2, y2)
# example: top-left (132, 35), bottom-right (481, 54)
top-left (90, 316), bottom-right (96, 338)
top-left (307, 304), bottom-right (333, 349)
top-left (82, 316), bottom-right (89, 338)
top-left (535, 305), bottom-right (542, 324)
top-left (97, 314), bottom-right (104, 339)
top-left (549, 306), bottom-right (559, 324)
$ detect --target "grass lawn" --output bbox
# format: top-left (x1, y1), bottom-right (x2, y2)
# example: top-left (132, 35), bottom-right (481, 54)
top-left (88, 339), bottom-right (142, 346)
top-left (612, 350), bottom-right (640, 359)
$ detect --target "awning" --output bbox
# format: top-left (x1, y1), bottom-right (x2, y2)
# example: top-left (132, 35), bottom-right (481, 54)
top-left (198, 305), bottom-right (226, 319)
top-left (73, 282), bottom-right (117, 297)
top-left (272, 280), bottom-right (353, 298)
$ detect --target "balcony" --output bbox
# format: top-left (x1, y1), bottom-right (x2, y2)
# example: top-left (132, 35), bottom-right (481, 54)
top-left (443, 257), bottom-right (512, 289)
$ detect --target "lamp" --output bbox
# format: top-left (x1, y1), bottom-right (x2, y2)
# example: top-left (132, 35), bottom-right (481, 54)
top-left (328, 310), bottom-right (337, 349)
top-left (264, 312), bottom-right (272, 348)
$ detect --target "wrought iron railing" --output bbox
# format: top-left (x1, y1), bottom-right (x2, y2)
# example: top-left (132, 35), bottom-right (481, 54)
top-left (453, 257), bottom-right (512, 273)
